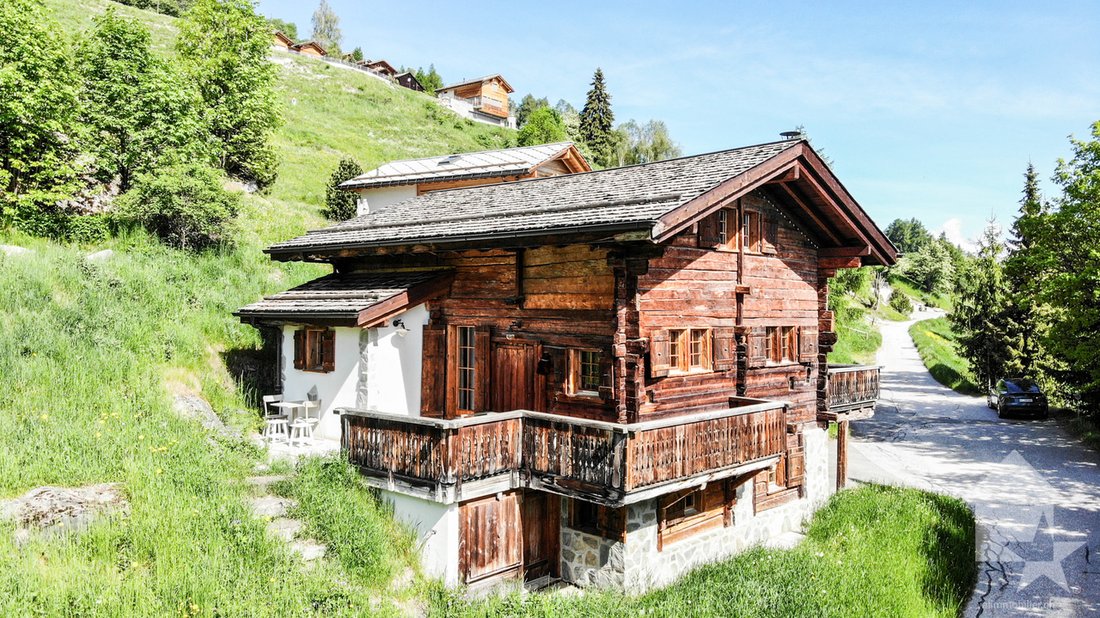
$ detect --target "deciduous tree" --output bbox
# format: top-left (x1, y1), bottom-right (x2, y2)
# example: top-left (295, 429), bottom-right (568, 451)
top-left (76, 10), bottom-right (199, 191)
top-left (310, 0), bottom-right (342, 56)
top-left (178, 0), bottom-right (280, 190)
top-left (266, 16), bottom-right (297, 41)
top-left (517, 107), bottom-right (566, 146)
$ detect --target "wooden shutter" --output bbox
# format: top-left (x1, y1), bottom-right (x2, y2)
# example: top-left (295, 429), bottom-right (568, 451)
top-left (293, 329), bottom-right (305, 370)
top-left (420, 323), bottom-right (446, 417)
top-left (698, 213), bottom-right (721, 246)
top-left (763, 215), bottom-right (779, 254)
top-left (598, 352), bottom-right (615, 401)
top-left (474, 327), bottom-right (491, 411)
top-left (713, 328), bottom-right (736, 371)
top-left (798, 328), bottom-right (817, 363)
top-left (320, 329), bottom-right (336, 372)
top-left (786, 433), bottom-right (805, 488)
top-left (748, 327), bottom-right (768, 367)
top-left (649, 330), bottom-right (671, 378)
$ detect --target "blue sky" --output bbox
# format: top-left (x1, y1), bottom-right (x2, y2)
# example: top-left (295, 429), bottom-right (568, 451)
top-left (258, 0), bottom-right (1100, 248)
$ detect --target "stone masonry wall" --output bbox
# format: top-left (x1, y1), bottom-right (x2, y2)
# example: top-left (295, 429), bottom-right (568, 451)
top-left (559, 424), bottom-right (832, 593)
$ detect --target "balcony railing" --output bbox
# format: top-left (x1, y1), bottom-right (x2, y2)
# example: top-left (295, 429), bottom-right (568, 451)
top-left (823, 364), bottom-right (881, 414)
top-left (341, 398), bottom-right (787, 506)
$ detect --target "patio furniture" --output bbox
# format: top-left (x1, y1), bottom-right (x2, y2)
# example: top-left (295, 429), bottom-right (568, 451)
top-left (289, 418), bottom-right (314, 446)
top-left (262, 417), bottom-right (289, 442)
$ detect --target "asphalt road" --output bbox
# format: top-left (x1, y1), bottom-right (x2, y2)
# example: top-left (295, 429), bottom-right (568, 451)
top-left (848, 309), bottom-right (1100, 617)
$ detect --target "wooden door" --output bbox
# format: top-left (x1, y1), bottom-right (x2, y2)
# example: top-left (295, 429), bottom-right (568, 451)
top-left (522, 492), bottom-right (560, 582)
top-left (491, 339), bottom-right (542, 412)
top-left (459, 492), bottom-right (523, 584)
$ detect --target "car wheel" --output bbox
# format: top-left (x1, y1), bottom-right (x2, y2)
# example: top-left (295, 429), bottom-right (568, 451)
top-left (987, 396), bottom-right (995, 409)
top-left (997, 404), bottom-right (1006, 419)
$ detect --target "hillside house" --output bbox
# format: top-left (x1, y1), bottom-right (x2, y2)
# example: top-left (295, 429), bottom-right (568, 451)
top-left (395, 71), bottom-right (424, 92)
top-left (361, 59), bottom-right (397, 78)
top-left (436, 74), bottom-right (516, 128)
top-left (272, 31), bottom-right (294, 50)
top-left (340, 142), bottom-right (591, 217)
top-left (236, 139), bottom-right (895, 591)
top-left (291, 41), bottom-right (327, 57)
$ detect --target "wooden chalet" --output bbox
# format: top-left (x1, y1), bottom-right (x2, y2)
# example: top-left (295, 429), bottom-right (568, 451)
top-left (238, 138), bottom-right (896, 591)
top-left (395, 71), bottom-right (424, 92)
top-left (362, 59), bottom-right (397, 78)
top-left (339, 142), bottom-right (591, 218)
top-left (272, 31), bottom-right (294, 50)
top-left (291, 41), bottom-right (326, 57)
top-left (436, 74), bottom-right (515, 127)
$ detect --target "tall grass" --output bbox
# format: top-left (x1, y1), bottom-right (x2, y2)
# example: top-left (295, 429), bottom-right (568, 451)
top-left (432, 485), bottom-right (975, 617)
top-left (889, 273), bottom-right (954, 312)
top-left (909, 318), bottom-right (982, 396)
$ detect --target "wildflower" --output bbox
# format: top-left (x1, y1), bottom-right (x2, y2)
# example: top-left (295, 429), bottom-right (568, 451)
top-left (155, 468), bottom-right (162, 475)
top-left (95, 432), bottom-right (102, 439)
top-left (138, 434), bottom-right (144, 441)
top-left (40, 414), bottom-right (49, 421)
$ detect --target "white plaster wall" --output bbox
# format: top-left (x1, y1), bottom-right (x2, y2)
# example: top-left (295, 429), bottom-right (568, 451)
top-left (280, 326), bottom-right (361, 439)
top-left (359, 303), bottom-right (428, 417)
top-left (384, 491), bottom-right (461, 585)
top-left (354, 185), bottom-right (416, 216)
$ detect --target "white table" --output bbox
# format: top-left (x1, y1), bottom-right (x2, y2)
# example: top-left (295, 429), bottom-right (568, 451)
top-left (270, 400), bottom-right (307, 423)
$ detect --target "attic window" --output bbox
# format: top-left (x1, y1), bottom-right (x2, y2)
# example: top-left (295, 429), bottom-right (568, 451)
top-left (439, 155), bottom-right (461, 166)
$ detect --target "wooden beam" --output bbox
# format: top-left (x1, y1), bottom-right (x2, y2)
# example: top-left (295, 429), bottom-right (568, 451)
top-left (819, 256), bottom-right (863, 270)
top-left (764, 163), bottom-right (800, 184)
top-left (836, 419), bottom-right (849, 490)
top-left (769, 180), bottom-right (844, 245)
top-left (820, 246), bottom-right (871, 258)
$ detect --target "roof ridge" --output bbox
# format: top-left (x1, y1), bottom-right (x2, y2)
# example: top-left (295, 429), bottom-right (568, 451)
top-left (352, 141), bottom-right (575, 171)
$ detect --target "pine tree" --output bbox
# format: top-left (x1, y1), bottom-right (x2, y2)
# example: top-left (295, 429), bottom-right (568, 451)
top-left (579, 68), bottom-right (614, 167)
top-left (952, 220), bottom-right (1013, 389)
top-left (322, 157), bottom-right (363, 220)
top-left (1002, 164), bottom-right (1049, 375)
top-left (310, 0), bottom-right (342, 56)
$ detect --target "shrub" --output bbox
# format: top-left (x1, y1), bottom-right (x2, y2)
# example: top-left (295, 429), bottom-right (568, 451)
top-left (889, 289), bottom-right (914, 315)
top-left (116, 162), bottom-right (239, 250)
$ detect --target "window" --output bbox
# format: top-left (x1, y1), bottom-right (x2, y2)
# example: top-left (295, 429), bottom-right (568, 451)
top-left (568, 349), bottom-right (603, 397)
top-left (668, 328), bottom-right (712, 373)
top-left (717, 209), bottom-right (728, 245)
top-left (743, 210), bottom-right (761, 253)
top-left (766, 326), bottom-right (799, 364)
top-left (657, 480), bottom-right (741, 550)
top-left (571, 499), bottom-right (625, 540)
top-left (293, 328), bottom-right (334, 373)
top-left (700, 208), bottom-right (738, 250)
top-left (456, 326), bottom-right (476, 411)
top-left (664, 491), bottom-right (698, 527)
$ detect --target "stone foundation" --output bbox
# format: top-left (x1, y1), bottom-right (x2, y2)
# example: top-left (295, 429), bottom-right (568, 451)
top-left (559, 424), bottom-right (832, 593)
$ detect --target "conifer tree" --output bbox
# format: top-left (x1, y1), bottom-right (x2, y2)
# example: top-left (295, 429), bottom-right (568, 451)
top-left (322, 157), bottom-right (363, 220)
top-left (579, 68), bottom-right (614, 167)
top-left (1002, 163), bottom-right (1049, 375)
top-left (952, 220), bottom-right (1013, 389)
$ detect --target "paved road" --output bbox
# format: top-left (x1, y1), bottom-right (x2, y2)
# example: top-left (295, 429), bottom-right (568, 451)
top-left (848, 310), bottom-right (1100, 617)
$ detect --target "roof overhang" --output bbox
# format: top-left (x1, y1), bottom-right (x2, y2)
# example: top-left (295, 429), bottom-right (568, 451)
top-left (235, 271), bottom-right (454, 327)
top-left (652, 142), bottom-right (898, 266)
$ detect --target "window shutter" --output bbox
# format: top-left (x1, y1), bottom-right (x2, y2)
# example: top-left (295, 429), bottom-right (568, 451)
top-left (420, 323), bottom-right (446, 417)
top-left (293, 329), bottom-right (305, 370)
top-left (321, 329), bottom-right (336, 372)
top-left (474, 327), bottom-right (491, 411)
top-left (698, 213), bottom-right (721, 246)
top-left (763, 216), bottom-right (779, 253)
top-left (713, 328), bottom-right (736, 371)
top-left (748, 327), bottom-right (768, 367)
top-left (786, 433), bottom-right (805, 488)
top-left (649, 330), bottom-right (671, 378)
top-left (798, 328), bottom-right (817, 363)
top-left (445, 326), bottom-right (458, 417)
top-left (598, 352), bottom-right (615, 401)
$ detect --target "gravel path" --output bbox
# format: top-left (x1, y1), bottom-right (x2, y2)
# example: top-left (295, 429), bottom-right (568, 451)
top-left (849, 310), bottom-right (1100, 617)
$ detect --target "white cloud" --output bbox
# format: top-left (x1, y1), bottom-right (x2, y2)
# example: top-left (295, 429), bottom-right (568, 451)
top-left (936, 217), bottom-right (978, 253)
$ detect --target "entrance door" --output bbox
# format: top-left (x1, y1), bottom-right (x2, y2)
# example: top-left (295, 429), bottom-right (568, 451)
top-left (459, 492), bottom-right (523, 584)
top-left (491, 339), bottom-right (542, 412)
top-left (522, 492), bottom-right (560, 582)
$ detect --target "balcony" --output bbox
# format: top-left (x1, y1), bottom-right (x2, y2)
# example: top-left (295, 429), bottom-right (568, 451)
top-left (821, 364), bottom-right (881, 420)
top-left (340, 398), bottom-right (787, 506)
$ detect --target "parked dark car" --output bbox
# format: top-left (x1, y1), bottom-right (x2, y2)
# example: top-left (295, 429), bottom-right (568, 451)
top-left (987, 378), bottom-right (1049, 419)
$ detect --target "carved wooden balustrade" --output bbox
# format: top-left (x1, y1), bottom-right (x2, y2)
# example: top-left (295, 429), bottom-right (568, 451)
top-left (823, 364), bottom-right (881, 415)
top-left (341, 398), bottom-right (788, 505)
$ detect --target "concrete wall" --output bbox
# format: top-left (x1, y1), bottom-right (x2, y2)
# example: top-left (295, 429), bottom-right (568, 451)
top-left (280, 325), bottom-right (361, 439)
top-left (559, 425), bottom-right (832, 593)
top-left (279, 304), bottom-right (429, 438)
top-left (354, 185), bottom-right (417, 217)
top-left (383, 491), bottom-right (461, 585)
top-left (357, 303), bottom-right (428, 417)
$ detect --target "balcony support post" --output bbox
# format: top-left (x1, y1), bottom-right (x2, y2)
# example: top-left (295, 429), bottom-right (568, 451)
top-left (836, 419), bottom-right (848, 490)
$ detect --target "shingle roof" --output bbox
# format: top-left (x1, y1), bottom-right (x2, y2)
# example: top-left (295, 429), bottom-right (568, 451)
top-left (439, 74), bottom-right (514, 93)
top-left (269, 140), bottom-right (801, 255)
top-left (234, 271), bottom-right (449, 321)
top-left (340, 142), bottom-right (578, 190)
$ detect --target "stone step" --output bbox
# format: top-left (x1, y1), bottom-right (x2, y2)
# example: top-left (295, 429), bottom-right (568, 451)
top-left (290, 538), bottom-right (326, 562)
top-left (250, 495), bottom-right (296, 519)
top-left (245, 475), bottom-right (290, 491)
top-left (763, 530), bottom-right (806, 550)
top-left (266, 517), bottom-right (303, 542)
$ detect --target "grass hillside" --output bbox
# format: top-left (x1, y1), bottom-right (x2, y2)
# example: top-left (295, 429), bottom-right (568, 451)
top-left (909, 318), bottom-right (982, 396)
top-left (1, 1), bottom-right (514, 615)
